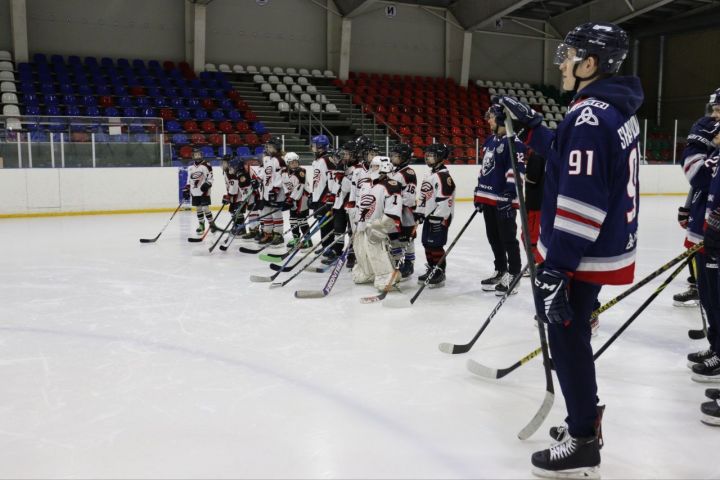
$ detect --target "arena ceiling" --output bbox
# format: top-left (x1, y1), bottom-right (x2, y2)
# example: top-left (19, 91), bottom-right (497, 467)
top-left (332, 0), bottom-right (720, 36)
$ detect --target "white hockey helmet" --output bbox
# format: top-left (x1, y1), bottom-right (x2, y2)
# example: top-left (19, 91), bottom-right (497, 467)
top-left (285, 151), bottom-right (300, 168)
top-left (369, 155), bottom-right (392, 180)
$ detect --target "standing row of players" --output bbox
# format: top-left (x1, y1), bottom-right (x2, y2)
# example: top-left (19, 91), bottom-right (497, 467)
top-left (183, 135), bottom-right (459, 291)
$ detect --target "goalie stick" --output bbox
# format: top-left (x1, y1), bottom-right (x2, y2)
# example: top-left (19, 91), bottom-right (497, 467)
top-left (294, 238), bottom-right (353, 298)
top-left (139, 203), bottom-right (183, 243)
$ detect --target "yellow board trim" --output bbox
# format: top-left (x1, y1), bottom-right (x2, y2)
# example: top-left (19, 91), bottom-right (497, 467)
top-left (0, 193), bottom-right (689, 219)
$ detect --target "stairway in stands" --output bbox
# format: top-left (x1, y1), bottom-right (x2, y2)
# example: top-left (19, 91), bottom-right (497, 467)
top-left (230, 80), bottom-right (313, 161)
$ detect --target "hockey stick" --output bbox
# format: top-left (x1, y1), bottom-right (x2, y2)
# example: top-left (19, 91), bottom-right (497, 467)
top-left (139, 203), bottom-right (183, 243)
top-left (382, 210), bottom-right (479, 309)
top-left (259, 210), bottom-right (330, 262)
top-left (592, 257), bottom-right (690, 360)
top-left (438, 263), bottom-right (530, 354)
top-left (249, 213), bottom-right (332, 282)
top-left (500, 116), bottom-right (554, 441)
top-left (188, 203), bottom-right (227, 243)
top-left (269, 230), bottom-right (337, 273)
top-left (688, 255), bottom-right (709, 340)
top-left (209, 195), bottom-right (253, 253)
top-left (467, 244), bottom-right (703, 379)
top-left (269, 233), bottom-right (341, 288)
top-left (294, 237), bottom-right (353, 298)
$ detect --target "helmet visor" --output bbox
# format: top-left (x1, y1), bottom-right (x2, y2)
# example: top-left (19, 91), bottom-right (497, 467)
top-left (553, 43), bottom-right (586, 67)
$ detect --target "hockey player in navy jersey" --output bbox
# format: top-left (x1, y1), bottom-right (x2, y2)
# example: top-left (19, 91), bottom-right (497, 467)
top-left (683, 119), bottom-right (720, 382)
top-left (701, 143), bottom-right (720, 424)
top-left (497, 22), bottom-right (643, 478)
top-left (474, 104), bottom-right (526, 296)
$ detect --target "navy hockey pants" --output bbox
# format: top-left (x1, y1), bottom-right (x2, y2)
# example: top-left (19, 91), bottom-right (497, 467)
top-left (696, 253), bottom-right (720, 353)
top-left (547, 279), bottom-right (602, 438)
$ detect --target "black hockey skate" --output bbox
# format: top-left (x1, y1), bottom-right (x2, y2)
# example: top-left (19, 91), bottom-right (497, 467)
top-left (321, 250), bottom-right (340, 265)
top-left (418, 264), bottom-right (433, 284)
top-left (701, 399), bottom-right (720, 426)
top-left (427, 267), bottom-right (445, 289)
top-left (209, 221), bottom-right (219, 233)
top-left (549, 405), bottom-right (605, 449)
top-left (692, 355), bottom-right (720, 383)
top-left (399, 260), bottom-right (414, 281)
top-left (531, 435), bottom-right (601, 479)
top-left (494, 272), bottom-right (519, 296)
top-left (270, 233), bottom-right (284, 246)
top-left (673, 285), bottom-right (699, 307)
top-left (706, 388), bottom-right (720, 400)
top-left (481, 270), bottom-right (505, 291)
top-left (242, 228), bottom-right (258, 240)
top-left (196, 222), bottom-right (206, 235)
top-left (688, 349), bottom-right (716, 370)
top-left (258, 232), bottom-right (273, 245)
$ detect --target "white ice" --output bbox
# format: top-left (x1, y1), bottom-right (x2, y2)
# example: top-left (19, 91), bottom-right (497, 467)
top-left (0, 197), bottom-right (717, 479)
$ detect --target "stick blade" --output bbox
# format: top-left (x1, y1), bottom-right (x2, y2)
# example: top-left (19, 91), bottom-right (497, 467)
top-left (239, 246), bottom-right (263, 254)
top-left (466, 358), bottom-right (499, 379)
top-left (382, 297), bottom-right (412, 309)
top-left (249, 275), bottom-right (272, 283)
top-left (689, 329), bottom-right (707, 340)
top-left (269, 282), bottom-right (283, 289)
top-left (517, 391), bottom-right (555, 440)
top-left (187, 237), bottom-right (203, 243)
top-left (139, 238), bottom-right (157, 243)
top-left (219, 245), bottom-right (229, 251)
top-left (439, 342), bottom-right (467, 354)
top-left (294, 290), bottom-right (326, 299)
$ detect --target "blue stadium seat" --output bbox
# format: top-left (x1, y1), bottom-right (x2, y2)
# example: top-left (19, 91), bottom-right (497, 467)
top-left (187, 97), bottom-right (200, 108)
top-left (84, 56), bottom-right (98, 67)
top-left (253, 122), bottom-right (267, 135)
top-left (132, 59), bottom-right (145, 69)
top-left (170, 97), bottom-right (184, 108)
top-left (45, 105), bottom-right (61, 116)
top-left (83, 95), bottom-right (97, 107)
top-left (59, 84), bottom-right (74, 95)
top-left (68, 55), bottom-right (81, 66)
top-left (181, 87), bottom-right (193, 98)
top-left (19, 83), bottom-right (35, 95)
top-left (123, 107), bottom-right (138, 117)
top-left (134, 133), bottom-right (151, 142)
top-left (200, 145), bottom-right (215, 158)
top-left (65, 105), bottom-right (81, 117)
top-left (96, 84), bottom-right (112, 96)
top-left (44, 94), bottom-right (59, 106)
top-left (228, 110), bottom-right (242, 121)
top-left (62, 94), bottom-right (77, 106)
top-left (172, 133), bottom-right (188, 145)
top-left (254, 146), bottom-right (265, 155)
top-left (219, 98), bottom-right (232, 109)
top-left (117, 58), bottom-right (130, 68)
top-left (135, 96), bottom-right (150, 107)
top-left (101, 57), bottom-right (113, 68)
top-left (236, 146), bottom-right (251, 156)
top-left (23, 93), bottom-right (39, 105)
top-left (194, 109), bottom-right (208, 120)
top-left (154, 97), bottom-right (167, 107)
top-left (114, 86), bottom-right (128, 96)
top-left (190, 79), bottom-right (202, 89)
top-left (147, 87), bottom-right (160, 97)
top-left (148, 60), bottom-right (161, 70)
top-left (33, 53), bottom-right (48, 64)
top-left (176, 109), bottom-right (190, 120)
top-left (118, 96), bottom-right (133, 108)
top-left (166, 120), bottom-right (181, 133)
top-left (164, 87), bottom-right (178, 97)
top-left (197, 88), bottom-right (209, 98)
top-left (86, 106), bottom-right (101, 117)
top-left (78, 85), bottom-right (93, 96)
top-left (211, 110), bottom-right (225, 121)
top-left (104, 107), bottom-right (119, 117)
top-left (129, 123), bottom-right (145, 133)
top-left (40, 83), bottom-right (55, 95)
top-left (141, 107), bottom-right (156, 117)
top-left (30, 131), bottom-right (49, 142)
top-left (95, 133), bottom-right (111, 142)
top-left (25, 105), bottom-right (41, 115)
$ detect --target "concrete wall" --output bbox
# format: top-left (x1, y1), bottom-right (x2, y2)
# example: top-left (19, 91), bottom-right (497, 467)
top-left (0, 0), bottom-right (11, 52)
top-left (0, 164), bottom-right (690, 216)
top-left (350, 4), bottom-right (445, 77)
top-left (205, 0), bottom-right (327, 69)
top-left (26, 0), bottom-right (185, 61)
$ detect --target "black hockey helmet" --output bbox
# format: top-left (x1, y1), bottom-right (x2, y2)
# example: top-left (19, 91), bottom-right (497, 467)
top-left (555, 22), bottom-right (629, 75)
top-left (389, 143), bottom-right (412, 168)
top-left (191, 146), bottom-right (203, 163)
top-left (264, 136), bottom-right (283, 154)
top-left (424, 143), bottom-right (449, 167)
top-left (707, 88), bottom-right (720, 116)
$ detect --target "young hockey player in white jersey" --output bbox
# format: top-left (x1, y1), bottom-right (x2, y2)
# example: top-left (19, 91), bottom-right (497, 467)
top-left (259, 136), bottom-right (287, 246)
top-left (352, 156), bottom-right (403, 290)
top-left (388, 143), bottom-right (418, 280)
top-left (240, 157), bottom-right (265, 241)
top-left (415, 143), bottom-right (455, 287)
top-left (183, 147), bottom-right (215, 235)
top-left (221, 154), bottom-right (248, 236)
top-left (309, 134), bottom-right (336, 251)
top-left (282, 152), bottom-right (312, 249)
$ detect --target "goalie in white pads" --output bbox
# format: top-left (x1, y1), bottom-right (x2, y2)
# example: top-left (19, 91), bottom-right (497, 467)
top-left (352, 156), bottom-right (403, 290)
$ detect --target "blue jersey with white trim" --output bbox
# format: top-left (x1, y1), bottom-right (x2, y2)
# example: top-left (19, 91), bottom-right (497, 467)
top-left (708, 155), bottom-right (720, 227)
top-left (681, 122), bottom-right (718, 247)
top-left (475, 134), bottom-right (526, 207)
top-left (526, 76), bottom-right (644, 285)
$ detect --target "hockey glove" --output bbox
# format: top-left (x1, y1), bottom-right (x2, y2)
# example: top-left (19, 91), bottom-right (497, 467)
top-left (533, 267), bottom-right (573, 326)
top-left (473, 189), bottom-right (484, 212)
top-left (182, 185), bottom-right (190, 201)
top-left (255, 199), bottom-right (265, 211)
top-left (200, 182), bottom-right (211, 193)
top-left (268, 189), bottom-right (278, 204)
top-left (281, 199), bottom-right (292, 212)
top-left (493, 95), bottom-right (543, 129)
top-left (705, 208), bottom-right (720, 259)
top-left (222, 194), bottom-right (230, 205)
top-left (427, 216), bottom-right (444, 234)
top-left (677, 206), bottom-right (690, 230)
top-left (496, 193), bottom-right (515, 220)
top-left (413, 211), bottom-right (425, 224)
top-left (250, 178), bottom-right (260, 190)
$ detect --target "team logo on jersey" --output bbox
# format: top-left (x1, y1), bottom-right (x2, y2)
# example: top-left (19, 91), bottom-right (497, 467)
top-left (420, 181), bottom-right (434, 201)
top-left (446, 177), bottom-right (453, 186)
top-left (481, 150), bottom-right (495, 176)
top-left (626, 232), bottom-right (637, 250)
top-left (359, 194), bottom-right (376, 222)
top-left (575, 107), bottom-right (599, 127)
top-left (313, 169), bottom-right (320, 189)
top-left (357, 177), bottom-right (372, 190)
top-left (190, 171), bottom-right (204, 180)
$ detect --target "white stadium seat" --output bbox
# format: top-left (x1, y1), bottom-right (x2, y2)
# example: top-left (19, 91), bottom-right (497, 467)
top-left (276, 84), bottom-right (288, 94)
top-left (259, 66), bottom-right (271, 75)
top-left (298, 68), bottom-right (310, 76)
top-left (325, 103), bottom-right (338, 113)
top-left (0, 71), bottom-right (14, 81)
top-left (278, 101), bottom-right (290, 112)
top-left (0, 61), bottom-right (14, 71)
top-left (291, 84), bottom-right (303, 94)
top-left (0, 50), bottom-right (11, 61)
top-left (1, 81), bottom-right (16, 92)
top-left (269, 92), bottom-right (281, 103)
top-left (286, 67), bottom-right (298, 76)
top-left (283, 76), bottom-right (295, 85)
top-left (3, 104), bottom-right (20, 115)
top-left (297, 77), bottom-right (309, 86)
top-left (323, 70), bottom-right (335, 78)
top-left (268, 75), bottom-right (280, 84)
top-left (253, 74), bottom-right (265, 84)
top-left (300, 93), bottom-right (313, 104)
top-left (273, 67), bottom-right (285, 76)
top-left (246, 65), bottom-right (258, 74)
top-left (1, 92), bottom-right (18, 104)
top-left (260, 83), bottom-right (273, 93)
top-left (305, 85), bottom-right (317, 95)
top-left (218, 64), bottom-right (231, 73)
top-left (204, 63), bottom-right (217, 72)
top-left (232, 64), bottom-right (245, 73)
top-left (310, 102), bottom-right (322, 113)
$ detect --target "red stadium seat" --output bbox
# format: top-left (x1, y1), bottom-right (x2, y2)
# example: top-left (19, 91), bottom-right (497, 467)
top-left (227, 134), bottom-right (242, 146)
top-left (218, 121), bottom-right (233, 133)
top-left (245, 133), bottom-right (260, 146)
top-left (236, 121), bottom-right (250, 133)
top-left (190, 133), bottom-right (206, 145)
top-left (201, 120), bottom-right (216, 133)
top-left (183, 120), bottom-right (199, 133)
top-left (208, 133), bottom-right (223, 146)
top-left (179, 145), bottom-right (193, 158)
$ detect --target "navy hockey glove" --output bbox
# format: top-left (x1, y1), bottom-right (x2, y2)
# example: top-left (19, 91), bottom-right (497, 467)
top-left (427, 216), bottom-right (444, 233)
top-left (473, 188), bottom-right (484, 212)
top-left (200, 182), bottom-right (211, 193)
top-left (268, 189), bottom-right (278, 204)
top-left (413, 211), bottom-right (425, 224)
top-left (496, 193), bottom-right (515, 220)
top-left (222, 194), bottom-right (230, 205)
top-left (677, 206), bottom-right (690, 230)
top-left (706, 208), bottom-right (720, 259)
top-left (182, 185), bottom-right (190, 201)
top-left (533, 268), bottom-right (573, 326)
top-left (493, 95), bottom-right (543, 129)
top-left (255, 199), bottom-right (265, 211)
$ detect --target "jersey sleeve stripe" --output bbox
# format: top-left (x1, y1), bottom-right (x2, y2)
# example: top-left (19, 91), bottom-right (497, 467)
top-left (557, 194), bottom-right (607, 224)
top-left (683, 153), bottom-right (707, 182)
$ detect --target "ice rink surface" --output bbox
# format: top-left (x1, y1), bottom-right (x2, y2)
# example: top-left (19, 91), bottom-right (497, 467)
top-left (1, 196), bottom-right (718, 479)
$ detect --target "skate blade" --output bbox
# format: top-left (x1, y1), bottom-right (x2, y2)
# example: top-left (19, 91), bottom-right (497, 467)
top-left (673, 300), bottom-right (699, 307)
top-left (687, 361), bottom-right (699, 370)
top-left (495, 289), bottom-right (518, 297)
top-left (701, 415), bottom-right (720, 426)
top-left (249, 275), bottom-right (272, 283)
top-left (481, 285), bottom-right (499, 291)
top-left (691, 373), bottom-right (720, 383)
top-left (428, 281), bottom-right (445, 289)
top-left (531, 465), bottom-right (600, 479)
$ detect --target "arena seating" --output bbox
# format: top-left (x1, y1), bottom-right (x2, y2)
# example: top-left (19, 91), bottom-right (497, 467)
top-left (9, 54), bottom-right (270, 161)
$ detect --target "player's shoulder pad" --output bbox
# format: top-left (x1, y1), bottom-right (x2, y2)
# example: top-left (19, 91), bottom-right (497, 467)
top-left (383, 178), bottom-right (402, 194)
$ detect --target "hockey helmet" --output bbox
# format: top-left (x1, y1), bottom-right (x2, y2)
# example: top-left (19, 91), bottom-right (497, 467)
top-left (369, 155), bottom-right (392, 180)
top-left (424, 143), bottom-right (449, 166)
top-left (311, 134), bottom-right (330, 152)
top-left (285, 151), bottom-right (300, 169)
top-left (264, 136), bottom-right (283, 154)
top-left (707, 88), bottom-right (720, 118)
top-left (555, 22), bottom-right (629, 74)
top-left (191, 146), bottom-right (202, 163)
top-left (389, 143), bottom-right (412, 168)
